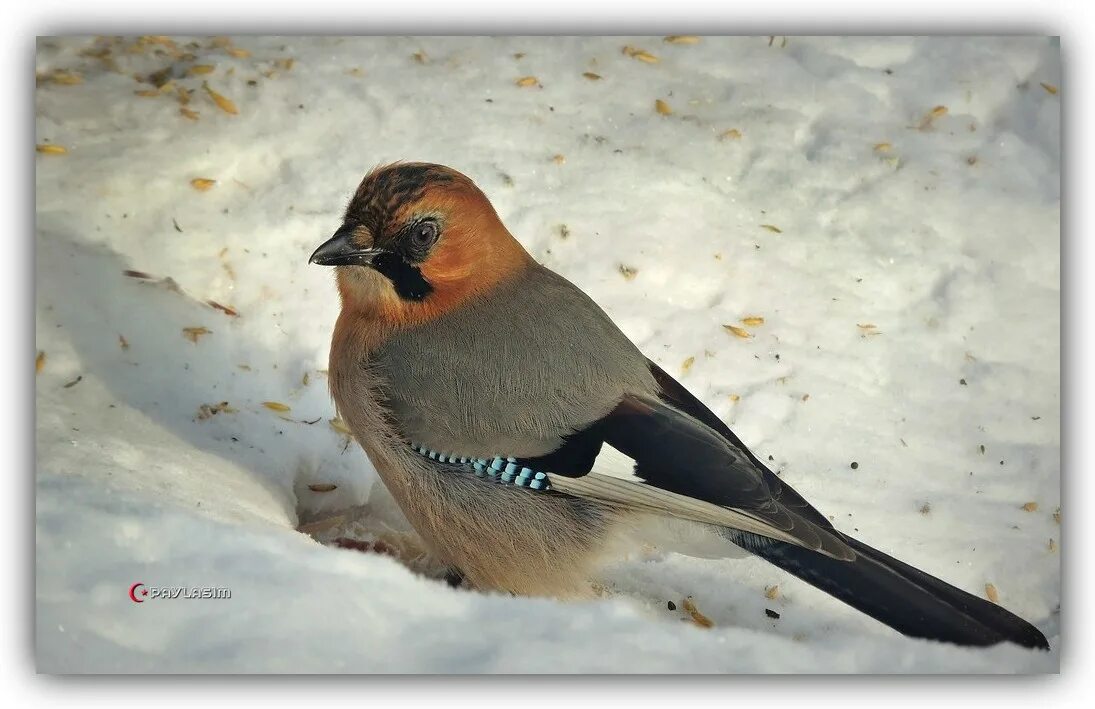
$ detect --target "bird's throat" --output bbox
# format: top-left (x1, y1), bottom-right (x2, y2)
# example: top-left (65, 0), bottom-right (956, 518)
top-left (371, 252), bottom-right (433, 301)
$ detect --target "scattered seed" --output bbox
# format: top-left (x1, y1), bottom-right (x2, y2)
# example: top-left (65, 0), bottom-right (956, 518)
top-left (118, 334), bottom-right (129, 350)
top-left (188, 64), bottom-right (216, 76)
top-left (856, 323), bottom-right (877, 332)
top-left (966, 155), bottom-right (978, 166)
top-left (49, 71), bottom-right (84, 85)
top-left (873, 142), bottom-right (892, 153)
top-left (552, 154), bottom-right (565, 165)
top-left (914, 105), bottom-right (948, 130)
top-left (226, 47), bottom-right (250, 59)
top-left (622, 46), bottom-right (659, 63)
top-left (985, 583), bottom-right (999, 603)
top-left (1040, 82), bottom-right (1058, 95)
top-left (262, 401), bottom-right (291, 412)
top-left (1021, 502), bottom-right (1039, 512)
top-left (36, 351), bottom-right (47, 374)
top-left (764, 585), bottom-right (779, 600)
top-left (618, 264), bottom-right (638, 280)
top-left (36, 144), bottom-right (68, 155)
top-left (190, 177), bottom-right (216, 191)
top-left (182, 326), bottom-right (212, 343)
top-left (207, 300), bottom-right (239, 317)
top-left (195, 401), bottom-right (236, 420)
top-left (664, 35), bottom-right (700, 44)
top-left (741, 316), bottom-right (765, 326)
top-left (759, 224), bottom-right (782, 233)
top-left (728, 394), bottom-right (741, 402)
top-left (723, 324), bottom-right (752, 339)
top-left (655, 99), bottom-right (672, 115)
top-left (134, 89), bottom-right (161, 97)
top-left (412, 51), bottom-right (428, 64)
top-left (202, 82), bottom-right (238, 114)
top-left (682, 596), bottom-right (714, 628)
top-left (582, 72), bottom-right (602, 80)
top-left (681, 356), bottom-right (695, 375)
top-left (719, 129), bottom-right (742, 140)
top-left (308, 483), bottom-right (338, 493)
top-left (1048, 538), bottom-right (1057, 552)
top-left (557, 224), bottom-right (570, 239)
top-left (1053, 508), bottom-right (1060, 524)
top-left (515, 76), bottom-right (540, 88)
top-left (801, 394), bottom-right (810, 402)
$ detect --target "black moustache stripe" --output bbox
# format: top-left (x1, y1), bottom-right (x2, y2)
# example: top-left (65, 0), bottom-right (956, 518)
top-left (372, 252), bottom-right (433, 301)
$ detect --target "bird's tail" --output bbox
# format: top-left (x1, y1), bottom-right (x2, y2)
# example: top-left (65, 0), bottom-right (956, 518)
top-left (722, 528), bottom-right (1050, 649)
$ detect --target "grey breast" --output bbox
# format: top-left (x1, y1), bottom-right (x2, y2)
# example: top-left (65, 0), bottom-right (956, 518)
top-left (373, 263), bottom-right (658, 458)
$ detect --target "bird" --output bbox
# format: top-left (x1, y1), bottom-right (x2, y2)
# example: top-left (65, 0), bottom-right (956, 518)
top-left (309, 161), bottom-right (1049, 650)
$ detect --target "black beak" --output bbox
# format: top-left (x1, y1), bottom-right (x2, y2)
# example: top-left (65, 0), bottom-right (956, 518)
top-left (309, 223), bottom-right (385, 267)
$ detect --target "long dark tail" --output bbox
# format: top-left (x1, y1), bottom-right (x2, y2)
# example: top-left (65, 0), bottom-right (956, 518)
top-left (723, 529), bottom-right (1049, 649)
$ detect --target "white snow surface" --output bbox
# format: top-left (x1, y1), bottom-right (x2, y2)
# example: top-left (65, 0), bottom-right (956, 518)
top-left (35, 36), bottom-right (1060, 673)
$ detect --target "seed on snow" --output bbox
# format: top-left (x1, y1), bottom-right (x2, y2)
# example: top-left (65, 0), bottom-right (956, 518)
top-left (723, 324), bottom-right (752, 339)
top-left (203, 81), bottom-right (239, 114)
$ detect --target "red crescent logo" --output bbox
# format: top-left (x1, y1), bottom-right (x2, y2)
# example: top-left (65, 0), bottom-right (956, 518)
top-left (129, 582), bottom-right (146, 603)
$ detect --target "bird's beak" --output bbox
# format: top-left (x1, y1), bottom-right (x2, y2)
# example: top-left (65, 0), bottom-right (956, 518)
top-left (309, 224), bottom-right (385, 267)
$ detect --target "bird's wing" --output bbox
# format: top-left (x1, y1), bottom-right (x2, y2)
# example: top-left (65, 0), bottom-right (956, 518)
top-left (645, 359), bottom-right (835, 530)
top-left (523, 392), bottom-right (855, 561)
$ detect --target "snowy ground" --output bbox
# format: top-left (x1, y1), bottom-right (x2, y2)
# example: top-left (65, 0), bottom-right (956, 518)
top-left (34, 35), bottom-right (1060, 673)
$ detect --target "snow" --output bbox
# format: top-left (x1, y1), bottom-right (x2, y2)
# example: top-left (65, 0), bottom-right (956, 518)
top-left (35, 35), bottom-right (1059, 673)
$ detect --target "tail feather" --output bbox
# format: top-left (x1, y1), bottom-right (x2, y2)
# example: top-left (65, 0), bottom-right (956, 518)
top-left (723, 529), bottom-right (1049, 650)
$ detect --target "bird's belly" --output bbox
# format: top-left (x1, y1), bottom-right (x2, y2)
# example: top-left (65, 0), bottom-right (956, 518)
top-left (372, 454), bottom-right (621, 597)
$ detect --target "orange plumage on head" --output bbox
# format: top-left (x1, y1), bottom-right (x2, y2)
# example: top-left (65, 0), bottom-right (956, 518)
top-left (331, 162), bottom-right (530, 326)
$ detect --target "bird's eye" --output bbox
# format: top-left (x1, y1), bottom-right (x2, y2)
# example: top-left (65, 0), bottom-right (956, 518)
top-left (409, 220), bottom-right (440, 249)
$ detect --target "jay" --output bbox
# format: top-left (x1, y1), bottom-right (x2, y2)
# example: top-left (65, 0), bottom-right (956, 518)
top-left (310, 162), bottom-right (1048, 650)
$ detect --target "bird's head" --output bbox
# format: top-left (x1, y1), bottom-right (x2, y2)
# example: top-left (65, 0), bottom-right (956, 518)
top-left (310, 162), bottom-right (529, 323)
